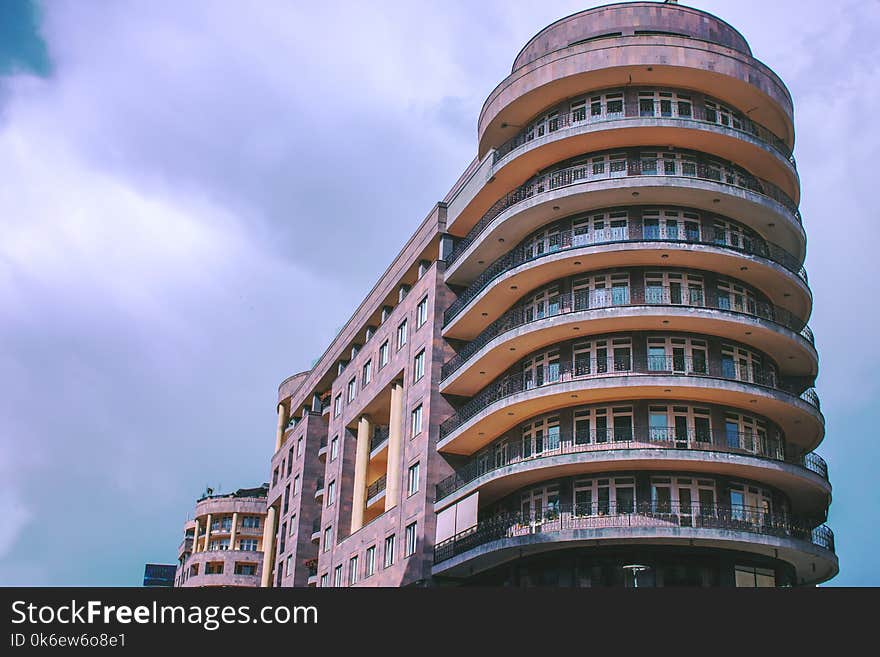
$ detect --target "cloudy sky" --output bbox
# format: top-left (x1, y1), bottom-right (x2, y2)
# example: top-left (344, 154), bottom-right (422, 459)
top-left (0, 0), bottom-right (877, 586)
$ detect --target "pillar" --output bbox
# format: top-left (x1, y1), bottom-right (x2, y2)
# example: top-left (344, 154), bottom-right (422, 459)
top-left (192, 519), bottom-right (200, 553)
top-left (260, 506), bottom-right (278, 588)
top-left (275, 403), bottom-right (288, 452)
top-left (350, 415), bottom-right (372, 534)
top-left (204, 514), bottom-right (212, 552)
top-left (385, 383), bottom-right (404, 512)
top-left (229, 512), bottom-right (239, 550)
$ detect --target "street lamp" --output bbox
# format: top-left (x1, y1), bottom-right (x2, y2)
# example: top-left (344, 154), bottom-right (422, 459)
top-left (622, 564), bottom-right (651, 588)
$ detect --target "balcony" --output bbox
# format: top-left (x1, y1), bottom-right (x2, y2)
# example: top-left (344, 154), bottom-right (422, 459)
top-left (366, 475), bottom-right (387, 509)
top-left (314, 478), bottom-right (325, 501)
top-left (432, 502), bottom-right (836, 585)
top-left (445, 151), bottom-right (804, 279)
top-left (444, 222), bottom-right (809, 331)
top-left (492, 95), bottom-right (794, 168)
top-left (435, 426), bottom-right (831, 508)
top-left (370, 427), bottom-right (390, 455)
top-left (318, 437), bottom-right (328, 460)
top-left (438, 358), bottom-right (823, 456)
top-left (311, 518), bottom-right (321, 543)
top-left (441, 284), bottom-right (816, 389)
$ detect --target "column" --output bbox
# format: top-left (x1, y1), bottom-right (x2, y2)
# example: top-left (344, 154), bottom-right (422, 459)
top-left (350, 415), bottom-right (372, 534)
top-left (192, 519), bottom-right (200, 553)
top-left (384, 383), bottom-right (404, 512)
top-left (275, 402), bottom-right (288, 452)
top-left (229, 512), bottom-right (239, 551)
top-left (204, 514), bottom-right (212, 552)
top-left (260, 506), bottom-right (278, 588)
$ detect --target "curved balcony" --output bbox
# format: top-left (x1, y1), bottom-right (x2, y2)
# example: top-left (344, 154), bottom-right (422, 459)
top-left (432, 502), bottom-right (836, 585)
top-left (444, 223), bottom-right (810, 333)
top-left (478, 33), bottom-right (795, 158)
top-left (438, 359), bottom-right (823, 456)
top-left (488, 96), bottom-right (798, 207)
top-left (441, 286), bottom-right (816, 394)
top-left (435, 426), bottom-right (830, 513)
top-left (494, 96), bottom-right (793, 166)
top-left (445, 153), bottom-right (804, 282)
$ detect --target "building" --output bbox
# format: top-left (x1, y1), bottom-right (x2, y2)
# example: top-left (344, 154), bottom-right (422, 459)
top-left (263, 1), bottom-right (836, 587)
top-left (174, 484), bottom-right (269, 587)
top-left (143, 563), bottom-right (176, 587)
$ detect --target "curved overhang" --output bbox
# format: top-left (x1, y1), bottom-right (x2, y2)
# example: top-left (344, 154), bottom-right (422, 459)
top-left (438, 375), bottom-right (824, 457)
top-left (432, 526), bottom-right (837, 586)
top-left (434, 448), bottom-right (830, 517)
top-left (491, 118), bottom-right (799, 204)
top-left (445, 176), bottom-right (805, 286)
top-left (444, 242), bottom-right (812, 340)
top-left (440, 307), bottom-right (818, 396)
top-left (479, 37), bottom-right (795, 158)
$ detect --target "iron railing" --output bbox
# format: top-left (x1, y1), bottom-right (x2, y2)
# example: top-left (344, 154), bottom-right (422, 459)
top-left (493, 96), bottom-right (794, 164)
top-left (446, 152), bottom-right (800, 267)
top-left (371, 427), bottom-right (390, 452)
top-left (435, 425), bottom-right (828, 500)
top-left (442, 284), bottom-right (813, 379)
top-left (366, 475), bottom-right (387, 501)
top-left (439, 357), bottom-right (821, 439)
top-left (433, 502), bottom-right (834, 564)
top-left (444, 223), bottom-right (808, 324)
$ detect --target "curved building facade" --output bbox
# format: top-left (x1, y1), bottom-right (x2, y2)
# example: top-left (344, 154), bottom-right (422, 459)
top-left (435, 1), bottom-right (833, 587)
top-left (174, 485), bottom-right (269, 587)
top-left (260, 1), bottom-right (834, 588)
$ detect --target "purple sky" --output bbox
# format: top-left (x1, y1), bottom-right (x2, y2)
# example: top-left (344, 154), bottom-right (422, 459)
top-left (0, 0), bottom-right (877, 585)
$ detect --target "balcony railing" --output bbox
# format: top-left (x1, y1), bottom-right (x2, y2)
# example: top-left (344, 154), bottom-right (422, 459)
top-left (444, 224), bottom-right (808, 324)
top-left (493, 97), bottom-right (794, 165)
top-left (435, 425), bottom-right (828, 500)
top-left (439, 357), bottom-right (820, 440)
top-left (371, 427), bottom-right (390, 452)
top-left (366, 475), bottom-right (387, 501)
top-left (446, 153), bottom-right (800, 267)
top-left (433, 502), bottom-right (834, 564)
top-left (442, 284), bottom-right (813, 380)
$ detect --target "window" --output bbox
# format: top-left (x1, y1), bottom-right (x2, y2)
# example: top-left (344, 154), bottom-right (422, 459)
top-left (296, 437), bottom-right (303, 457)
top-left (404, 522), bottom-right (417, 557)
top-left (384, 534), bottom-right (395, 568)
top-left (365, 546), bottom-right (376, 578)
top-left (349, 556), bottom-right (359, 585)
top-left (333, 394), bottom-right (342, 417)
top-left (648, 405), bottom-right (712, 447)
top-left (208, 538), bottom-right (229, 551)
top-left (272, 467), bottom-right (279, 486)
top-left (397, 319), bottom-right (408, 349)
top-left (205, 562), bottom-right (224, 575)
top-left (644, 271), bottom-right (704, 307)
top-left (735, 566), bottom-right (776, 588)
top-left (239, 538), bottom-right (258, 551)
top-left (407, 462), bottom-right (420, 496)
top-left (334, 565), bottom-right (343, 588)
top-left (521, 415), bottom-right (561, 456)
top-left (416, 296), bottom-right (428, 328)
top-left (646, 336), bottom-right (707, 374)
top-left (642, 209), bottom-right (700, 242)
top-left (234, 563), bottom-right (256, 576)
top-left (523, 349), bottom-right (560, 389)
top-left (327, 480), bottom-right (336, 506)
top-left (572, 476), bottom-right (635, 515)
top-left (293, 475), bottom-right (300, 495)
top-left (362, 360), bottom-right (372, 387)
top-left (379, 341), bottom-right (389, 368)
top-left (571, 272), bottom-right (629, 310)
top-left (286, 447), bottom-right (293, 475)
top-left (572, 406), bottom-right (632, 444)
top-left (319, 573), bottom-right (328, 587)
top-left (285, 555), bottom-right (292, 577)
top-left (411, 405), bottom-right (423, 437)
top-left (323, 526), bottom-right (332, 552)
top-left (289, 515), bottom-right (296, 536)
top-left (347, 377), bottom-right (356, 402)
top-left (413, 349), bottom-right (425, 381)
top-left (241, 516), bottom-right (261, 529)
top-left (330, 435), bottom-right (339, 461)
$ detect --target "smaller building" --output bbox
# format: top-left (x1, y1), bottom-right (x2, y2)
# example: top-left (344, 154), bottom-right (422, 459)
top-left (175, 484), bottom-right (269, 587)
top-left (143, 563), bottom-right (176, 587)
